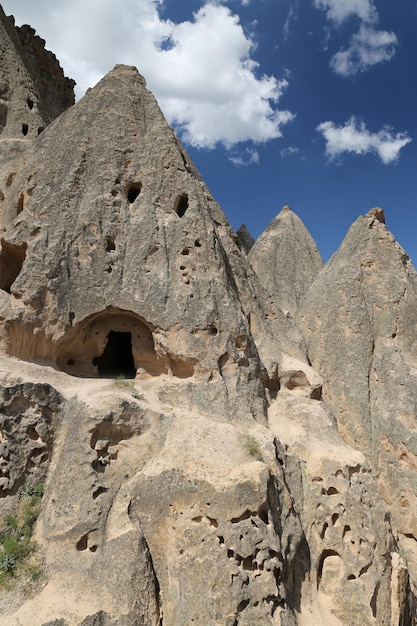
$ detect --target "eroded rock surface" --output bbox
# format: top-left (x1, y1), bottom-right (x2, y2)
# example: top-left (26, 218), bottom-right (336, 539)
top-left (298, 208), bottom-right (417, 594)
top-left (236, 224), bottom-right (255, 253)
top-left (0, 5), bottom-right (74, 142)
top-left (0, 382), bottom-right (62, 495)
top-left (0, 8), bottom-right (416, 626)
top-left (249, 206), bottom-right (323, 317)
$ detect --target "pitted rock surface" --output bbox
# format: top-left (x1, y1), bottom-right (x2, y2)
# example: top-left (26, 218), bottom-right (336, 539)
top-left (0, 8), bottom-right (416, 626)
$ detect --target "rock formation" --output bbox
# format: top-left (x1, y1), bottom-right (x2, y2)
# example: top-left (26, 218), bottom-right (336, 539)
top-left (298, 207), bottom-right (417, 594)
top-left (0, 5), bottom-right (74, 141)
top-left (236, 224), bottom-right (255, 253)
top-left (0, 8), bottom-right (416, 626)
top-left (249, 206), bottom-right (323, 317)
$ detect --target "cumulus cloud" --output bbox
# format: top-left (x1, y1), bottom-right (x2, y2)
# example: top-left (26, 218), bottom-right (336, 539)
top-left (314, 0), bottom-right (397, 76)
top-left (150, 4), bottom-right (294, 148)
top-left (317, 117), bottom-right (412, 164)
top-left (314, 0), bottom-right (377, 25)
top-left (2, 0), bottom-right (293, 150)
top-left (330, 25), bottom-right (397, 76)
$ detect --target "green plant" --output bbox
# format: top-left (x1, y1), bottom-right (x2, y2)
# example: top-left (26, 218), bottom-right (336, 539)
top-left (112, 375), bottom-right (135, 391)
top-left (132, 391), bottom-right (144, 400)
top-left (18, 481), bottom-right (44, 501)
top-left (0, 479), bottom-right (44, 582)
top-left (4, 515), bottom-right (18, 530)
top-left (245, 435), bottom-right (262, 460)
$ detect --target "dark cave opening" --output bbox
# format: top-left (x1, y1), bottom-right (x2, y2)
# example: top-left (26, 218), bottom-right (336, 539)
top-left (93, 330), bottom-right (136, 378)
top-left (127, 182), bottom-right (142, 204)
top-left (174, 193), bottom-right (189, 218)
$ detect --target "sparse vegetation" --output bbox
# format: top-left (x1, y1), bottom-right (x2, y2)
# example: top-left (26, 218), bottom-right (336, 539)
top-left (0, 480), bottom-right (44, 583)
top-left (112, 374), bottom-right (136, 391)
top-left (245, 435), bottom-right (262, 460)
top-left (112, 375), bottom-right (144, 400)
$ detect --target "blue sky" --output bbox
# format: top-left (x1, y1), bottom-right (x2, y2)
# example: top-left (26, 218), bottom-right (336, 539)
top-left (3, 0), bottom-right (417, 262)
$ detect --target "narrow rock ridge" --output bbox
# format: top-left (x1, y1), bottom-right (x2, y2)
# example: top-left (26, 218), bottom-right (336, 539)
top-left (0, 5), bottom-right (74, 141)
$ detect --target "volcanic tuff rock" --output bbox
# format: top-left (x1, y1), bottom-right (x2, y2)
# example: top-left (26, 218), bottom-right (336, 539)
top-left (0, 8), bottom-right (416, 626)
top-left (298, 207), bottom-right (417, 590)
top-left (249, 206), bottom-right (323, 317)
top-left (236, 224), bottom-right (255, 253)
top-left (0, 5), bottom-right (74, 141)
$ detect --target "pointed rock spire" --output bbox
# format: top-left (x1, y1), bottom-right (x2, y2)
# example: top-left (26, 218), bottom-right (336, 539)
top-left (298, 208), bottom-right (417, 554)
top-left (249, 205), bottom-right (323, 316)
top-left (1, 64), bottom-right (295, 422)
top-left (236, 223), bottom-right (255, 253)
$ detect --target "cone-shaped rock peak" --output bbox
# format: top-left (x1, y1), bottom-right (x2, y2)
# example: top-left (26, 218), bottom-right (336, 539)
top-left (298, 208), bottom-right (417, 569)
top-left (249, 205), bottom-right (323, 316)
top-left (0, 64), bottom-right (308, 422)
top-left (236, 223), bottom-right (255, 253)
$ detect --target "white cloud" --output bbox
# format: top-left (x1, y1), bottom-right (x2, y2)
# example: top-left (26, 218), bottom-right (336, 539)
top-left (314, 0), bottom-right (397, 75)
top-left (283, 3), bottom-right (299, 40)
top-left (317, 117), bottom-right (412, 164)
top-left (2, 0), bottom-right (292, 151)
top-left (228, 148), bottom-right (260, 167)
top-left (330, 25), bottom-right (397, 76)
top-left (280, 146), bottom-right (299, 158)
top-left (314, 0), bottom-right (377, 25)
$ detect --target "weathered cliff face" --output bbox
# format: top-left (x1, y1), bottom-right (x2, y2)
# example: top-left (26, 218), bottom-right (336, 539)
top-left (0, 5), bottom-right (74, 142)
top-left (0, 8), bottom-right (416, 626)
top-left (0, 57), bottom-right (313, 423)
top-left (298, 207), bottom-right (417, 591)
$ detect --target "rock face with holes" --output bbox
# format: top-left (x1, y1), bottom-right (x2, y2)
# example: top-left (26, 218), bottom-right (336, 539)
top-left (0, 8), bottom-right (417, 626)
top-left (0, 383), bottom-right (62, 494)
top-left (298, 207), bottom-right (417, 596)
top-left (0, 5), bottom-right (74, 142)
top-left (0, 59), bottom-right (311, 424)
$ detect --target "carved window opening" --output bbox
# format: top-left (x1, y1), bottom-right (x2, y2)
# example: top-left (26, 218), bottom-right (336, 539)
top-left (0, 240), bottom-right (27, 294)
top-left (0, 103), bottom-right (7, 133)
top-left (22, 123), bottom-right (29, 136)
top-left (27, 98), bottom-right (34, 110)
top-left (174, 193), bottom-right (189, 218)
top-left (105, 236), bottom-right (115, 252)
top-left (127, 182), bottom-right (142, 204)
top-left (93, 330), bottom-right (136, 379)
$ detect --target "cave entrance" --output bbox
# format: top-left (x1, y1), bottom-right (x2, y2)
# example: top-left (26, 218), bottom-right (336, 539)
top-left (93, 331), bottom-right (136, 379)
